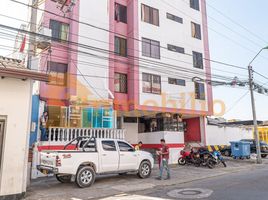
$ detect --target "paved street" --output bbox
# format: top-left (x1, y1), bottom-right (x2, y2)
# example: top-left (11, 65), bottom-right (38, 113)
top-left (25, 158), bottom-right (268, 200)
top-left (130, 163), bottom-right (268, 200)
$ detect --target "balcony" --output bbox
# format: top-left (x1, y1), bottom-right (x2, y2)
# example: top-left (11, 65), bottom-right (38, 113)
top-left (39, 127), bottom-right (126, 146)
top-left (36, 27), bottom-right (52, 50)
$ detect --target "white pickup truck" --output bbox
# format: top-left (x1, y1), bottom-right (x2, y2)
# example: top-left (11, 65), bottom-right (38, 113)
top-left (37, 137), bottom-right (154, 188)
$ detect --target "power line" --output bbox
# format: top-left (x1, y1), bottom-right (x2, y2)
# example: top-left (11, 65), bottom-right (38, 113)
top-left (206, 1), bottom-right (268, 45)
top-left (178, 0), bottom-right (265, 49)
top-left (8, 0), bottom-right (249, 71)
top-left (160, 0), bottom-right (268, 62)
top-left (0, 24), bottom-right (242, 83)
top-left (0, 13), bottom-right (251, 80)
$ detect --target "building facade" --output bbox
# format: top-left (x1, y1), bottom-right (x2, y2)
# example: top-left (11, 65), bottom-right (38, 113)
top-left (34, 0), bottom-right (212, 163)
top-left (0, 57), bottom-right (48, 199)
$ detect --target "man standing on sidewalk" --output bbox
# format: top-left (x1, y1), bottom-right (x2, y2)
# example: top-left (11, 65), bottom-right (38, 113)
top-left (156, 139), bottom-right (170, 180)
top-left (40, 111), bottom-right (48, 141)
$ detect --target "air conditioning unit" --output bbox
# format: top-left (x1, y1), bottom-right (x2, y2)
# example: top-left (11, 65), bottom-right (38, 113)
top-left (36, 27), bottom-right (52, 50)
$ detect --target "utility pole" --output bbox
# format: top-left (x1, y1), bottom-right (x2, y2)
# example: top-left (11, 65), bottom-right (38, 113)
top-left (27, 0), bottom-right (38, 69)
top-left (248, 65), bottom-right (262, 164)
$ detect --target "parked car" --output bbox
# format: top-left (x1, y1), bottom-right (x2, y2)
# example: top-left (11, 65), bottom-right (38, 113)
top-left (221, 139), bottom-right (268, 158)
top-left (37, 137), bottom-right (154, 188)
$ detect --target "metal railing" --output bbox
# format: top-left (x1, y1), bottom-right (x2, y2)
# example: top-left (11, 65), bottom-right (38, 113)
top-left (45, 127), bottom-right (125, 144)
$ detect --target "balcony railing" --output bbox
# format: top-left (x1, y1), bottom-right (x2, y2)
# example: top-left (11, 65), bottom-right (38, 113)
top-left (40, 127), bottom-right (126, 145)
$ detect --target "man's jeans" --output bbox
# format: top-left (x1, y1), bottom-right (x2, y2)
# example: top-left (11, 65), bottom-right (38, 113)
top-left (40, 127), bottom-right (48, 141)
top-left (159, 159), bottom-right (170, 178)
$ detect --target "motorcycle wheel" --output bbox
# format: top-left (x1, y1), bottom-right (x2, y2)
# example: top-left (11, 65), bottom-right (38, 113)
top-left (178, 157), bottom-right (186, 165)
top-left (207, 158), bottom-right (216, 169)
top-left (222, 161), bottom-right (227, 167)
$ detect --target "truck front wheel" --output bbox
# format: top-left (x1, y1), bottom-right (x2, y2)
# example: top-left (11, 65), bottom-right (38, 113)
top-left (137, 161), bottom-right (152, 179)
top-left (75, 166), bottom-right (96, 188)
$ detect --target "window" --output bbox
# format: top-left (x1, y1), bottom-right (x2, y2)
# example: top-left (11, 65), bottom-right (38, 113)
top-left (48, 61), bottom-right (68, 86)
top-left (195, 82), bottom-right (205, 100)
top-left (167, 44), bottom-right (185, 54)
top-left (166, 13), bottom-right (183, 24)
top-left (115, 3), bottom-right (127, 23)
top-left (124, 117), bottom-right (138, 123)
top-left (115, 36), bottom-right (127, 57)
top-left (142, 73), bottom-right (161, 94)
top-left (139, 114), bottom-right (184, 133)
top-left (115, 73), bottom-right (127, 93)
top-left (190, 0), bottom-right (200, 11)
top-left (191, 22), bottom-right (201, 39)
top-left (49, 19), bottom-right (69, 41)
top-left (142, 38), bottom-right (160, 59)
top-left (102, 141), bottom-right (116, 151)
top-left (168, 78), bottom-right (186, 86)
top-left (118, 141), bottom-right (134, 152)
top-left (82, 107), bottom-right (113, 128)
top-left (141, 4), bottom-right (159, 26)
top-left (192, 51), bottom-right (203, 69)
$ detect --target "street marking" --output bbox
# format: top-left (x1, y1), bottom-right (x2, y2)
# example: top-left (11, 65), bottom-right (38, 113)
top-left (167, 188), bottom-right (213, 199)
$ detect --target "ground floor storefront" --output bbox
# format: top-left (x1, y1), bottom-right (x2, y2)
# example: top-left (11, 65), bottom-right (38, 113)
top-left (30, 100), bottom-right (208, 178)
top-left (117, 111), bottom-right (206, 164)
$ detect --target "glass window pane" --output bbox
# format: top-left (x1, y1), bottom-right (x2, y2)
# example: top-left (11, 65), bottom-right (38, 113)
top-left (49, 20), bottom-right (60, 40)
top-left (191, 22), bottom-right (196, 38)
top-left (114, 73), bottom-right (120, 92)
top-left (120, 38), bottom-right (127, 56)
top-left (118, 141), bottom-right (134, 152)
top-left (144, 5), bottom-right (150, 23)
top-left (151, 40), bottom-right (160, 59)
top-left (193, 51), bottom-right (203, 69)
top-left (102, 141), bottom-right (116, 151)
top-left (114, 37), bottom-right (120, 54)
top-left (120, 74), bottom-right (127, 93)
top-left (60, 24), bottom-right (69, 41)
top-left (152, 9), bottom-right (159, 26)
top-left (142, 38), bottom-right (151, 57)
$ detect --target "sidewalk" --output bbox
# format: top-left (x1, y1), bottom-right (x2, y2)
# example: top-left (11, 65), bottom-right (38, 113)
top-left (25, 158), bottom-right (268, 200)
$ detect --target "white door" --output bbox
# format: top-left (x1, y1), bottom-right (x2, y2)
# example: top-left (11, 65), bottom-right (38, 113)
top-left (117, 141), bottom-right (138, 171)
top-left (100, 140), bottom-right (119, 172)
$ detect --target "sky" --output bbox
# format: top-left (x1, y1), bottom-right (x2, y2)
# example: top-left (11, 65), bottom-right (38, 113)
top-left (0, 0), bottom-right (268, 120)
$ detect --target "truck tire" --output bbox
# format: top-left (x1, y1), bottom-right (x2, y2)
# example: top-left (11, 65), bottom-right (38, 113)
top-left (56, 174), bottom-right (71, 183)
top-left (137, 161), bottom-right (151, 179)
top-left (75, 166), bottom-right (95, 188)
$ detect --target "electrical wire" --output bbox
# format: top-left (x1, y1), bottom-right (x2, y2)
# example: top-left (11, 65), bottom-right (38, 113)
top-left (8, 0), bottom-right (250, 71)
top-left (0, 25), bottom-right (243, 83)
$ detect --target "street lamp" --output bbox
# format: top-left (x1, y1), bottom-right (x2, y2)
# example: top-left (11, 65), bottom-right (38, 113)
top-left (248, 46), bottom-right (268, 164)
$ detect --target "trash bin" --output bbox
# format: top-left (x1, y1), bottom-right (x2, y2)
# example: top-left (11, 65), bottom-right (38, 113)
top-left (230, 141), bottom-right (251, 159)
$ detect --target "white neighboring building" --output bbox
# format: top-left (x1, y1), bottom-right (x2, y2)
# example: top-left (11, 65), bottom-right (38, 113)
top-left (205, 118), bottom-right (253, 146)
top-left (0, 57), bottom-right (48, 199)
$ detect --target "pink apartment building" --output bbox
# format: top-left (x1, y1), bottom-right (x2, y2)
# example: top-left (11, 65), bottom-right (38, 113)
top-left (35, 0), bottom-right (212, 163)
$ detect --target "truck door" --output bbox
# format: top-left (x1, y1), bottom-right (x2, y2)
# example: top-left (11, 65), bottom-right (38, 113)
top-left (100, 140), bottom-right (119, 172)
top-left (117, 141), bottom-right (138, 171)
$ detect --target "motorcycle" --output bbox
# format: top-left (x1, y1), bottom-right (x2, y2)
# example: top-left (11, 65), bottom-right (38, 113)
top-left (198, 148), bottom-right (216, 169)
top-left (211, 150), bottom-right (227, 167)
top-left (178, 149), bottom-right (201, 167)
